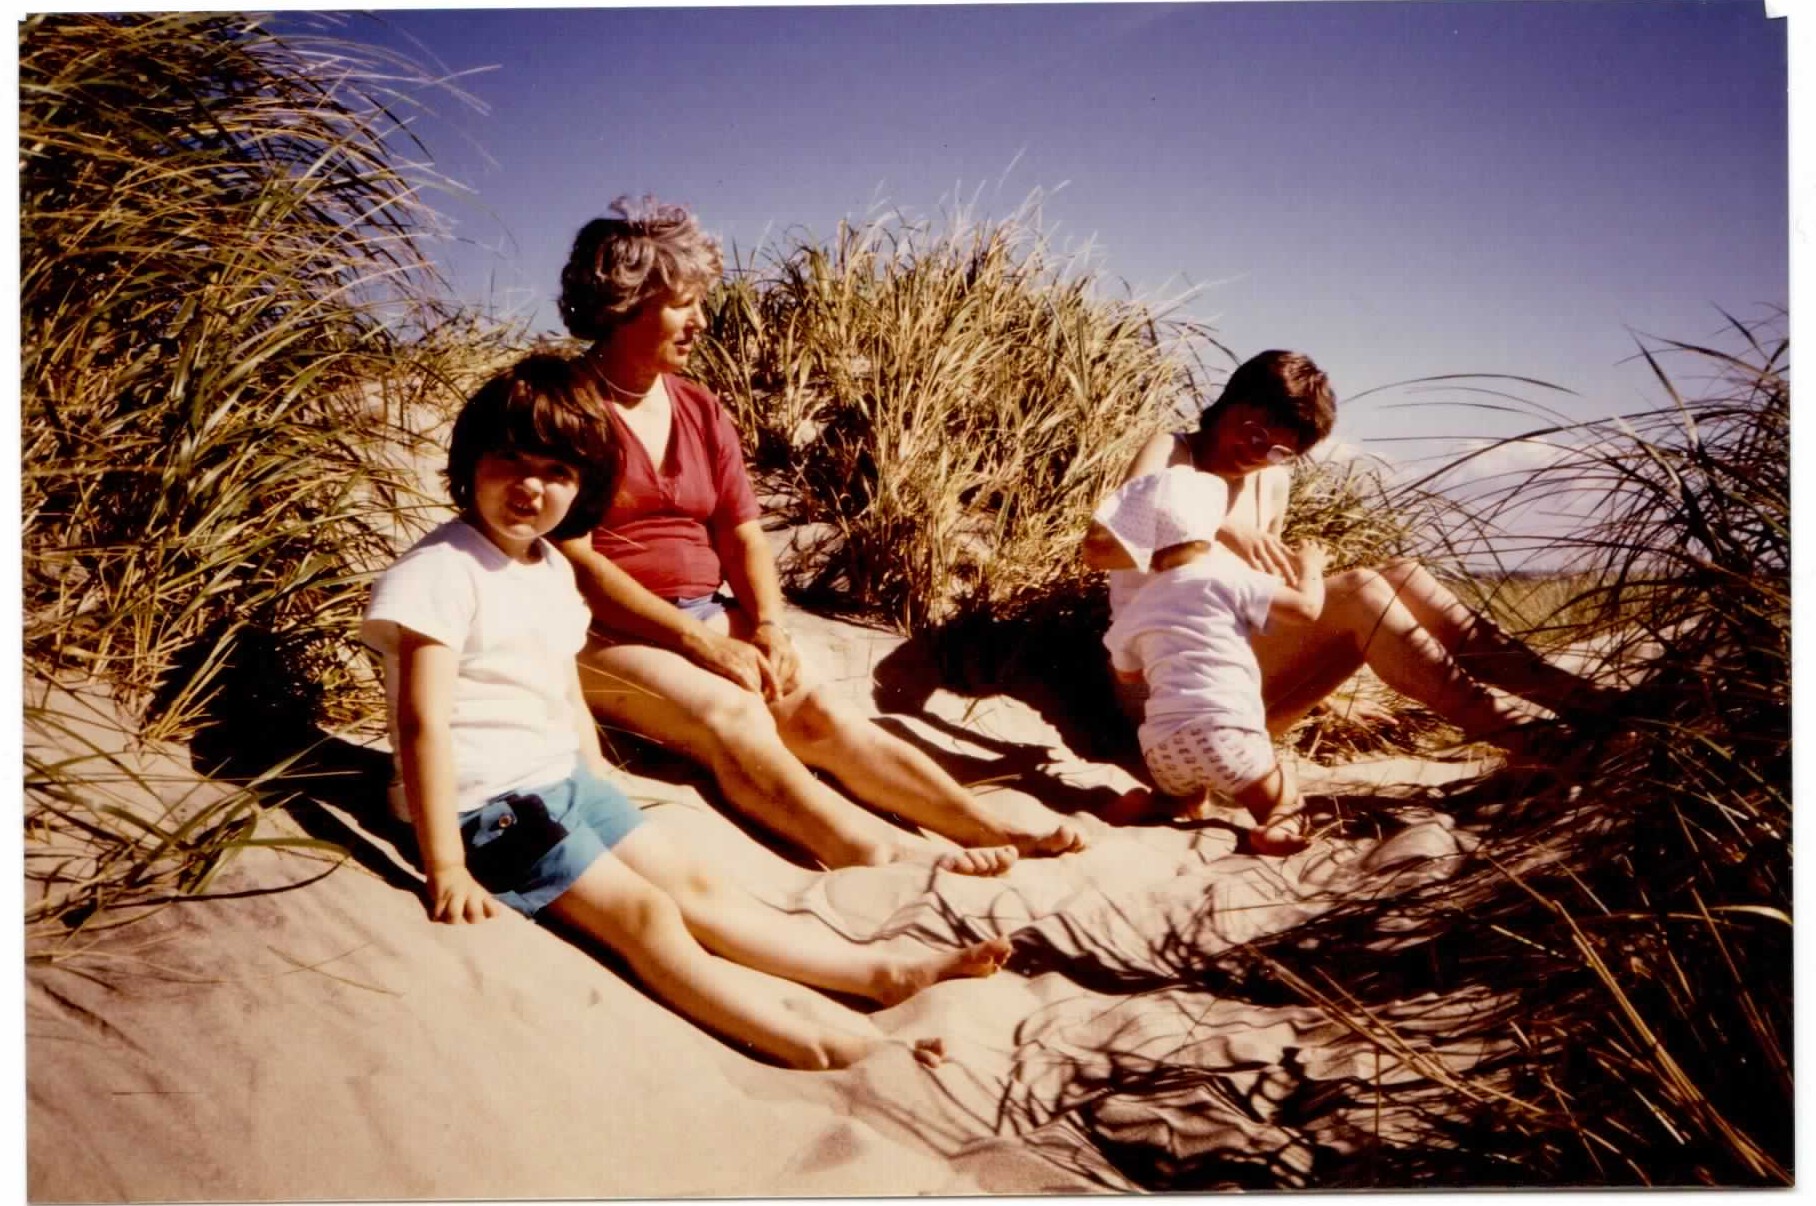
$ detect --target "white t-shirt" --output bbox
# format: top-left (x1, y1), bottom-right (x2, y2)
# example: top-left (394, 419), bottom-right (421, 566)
top-left (361, 519), bottom-right (593, 818)
top-left (1103, 549), bottom-right (1279, 744)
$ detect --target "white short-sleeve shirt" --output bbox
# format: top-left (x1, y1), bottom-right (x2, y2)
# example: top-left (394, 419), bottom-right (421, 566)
top-left (1103, 549), bottom-right (1279, 743)
top-left (361, 520), bottom-right (593, 817)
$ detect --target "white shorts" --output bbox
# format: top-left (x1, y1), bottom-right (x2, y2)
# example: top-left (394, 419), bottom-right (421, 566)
top-left (1141, 719), bottom-right (1277, 798)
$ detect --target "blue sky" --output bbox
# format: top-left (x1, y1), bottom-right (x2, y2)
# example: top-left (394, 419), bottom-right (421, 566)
top-left (332, 1), bottom-right (1786, 469)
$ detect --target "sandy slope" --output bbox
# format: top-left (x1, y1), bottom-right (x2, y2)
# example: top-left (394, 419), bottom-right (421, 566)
top-left (26, 608), bottom-right (1491, 1200)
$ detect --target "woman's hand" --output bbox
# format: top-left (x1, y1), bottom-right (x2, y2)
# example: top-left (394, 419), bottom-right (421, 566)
top-left (1218, 522), bottom-right (1300, 585)
top-left (750, 621), bottom-right (801, 698)
top-left (685, 627), bottom-right (778, 698)
top-left (425, 864), bottom-right (501, 924)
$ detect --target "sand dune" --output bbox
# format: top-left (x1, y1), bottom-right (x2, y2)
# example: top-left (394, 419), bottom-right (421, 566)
top-left (26, 607), bottom-right (1493, 1199)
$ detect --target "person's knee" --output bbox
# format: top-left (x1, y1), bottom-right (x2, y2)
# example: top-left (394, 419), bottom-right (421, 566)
top-left (776, 685), bottom-right (857, 749)
top-left (1330, 568), bottom-right (1396, 628)
top-left (668, 861), bottom-right (725, 910)
top-left (696, 687), bottom-right (780, 750)
top-left (603, 876), bottom-right (687, 944)
top-left (1377, 556), bottom-right (1422, 588)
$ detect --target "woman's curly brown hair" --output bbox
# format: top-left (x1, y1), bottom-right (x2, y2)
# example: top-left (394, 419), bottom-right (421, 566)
top-left (558, 195), bottom-right (723, 342)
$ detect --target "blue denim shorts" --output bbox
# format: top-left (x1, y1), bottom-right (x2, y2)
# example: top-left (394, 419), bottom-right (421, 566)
top-left (458, 766), bottom-right (647, 917)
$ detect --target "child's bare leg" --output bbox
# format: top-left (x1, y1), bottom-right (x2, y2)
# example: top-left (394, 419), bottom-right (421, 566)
top-left (544, 854), bottom-right (942, 1070)
top-left (609, 826), bottom-right (1011, 1006)
top-left (1232, 758), bottom-right (1308, 857)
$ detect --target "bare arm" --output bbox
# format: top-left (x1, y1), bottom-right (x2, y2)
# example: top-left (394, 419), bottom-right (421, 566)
top-left (1261, 465), bottom-right (1293, 538)
top-left (721, 519), bottom-right (799, 696)
top-left (1081, 519), bottom-right (1138, 571)
top-left (1217, 465), bottom-right (1299, 583)
top-left (1265, 542), bottom-right (1327, 627)
top-left (396, 629), bottom-right (499, 924)
top-left (555, 535), bottom-right (775, 697)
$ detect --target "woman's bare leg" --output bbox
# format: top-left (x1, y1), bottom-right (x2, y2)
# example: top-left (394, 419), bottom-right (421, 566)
top-left (577, 639), bottom-right (1009, 875)
top-left (1253, 567), bottom-right (1546, 740)
top-left (1372, 559), bottom-right (1609, 714)
top-left (544, 854), bottom-right (943, 1070)
top-left (766, 684), bottom-right (1085, 859)
top-left (610, 825), bottom-right (1011, 1004)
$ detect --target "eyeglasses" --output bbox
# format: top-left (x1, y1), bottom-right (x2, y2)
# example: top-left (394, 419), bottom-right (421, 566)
top-left (1241, 422), bottom-right (1300, 466)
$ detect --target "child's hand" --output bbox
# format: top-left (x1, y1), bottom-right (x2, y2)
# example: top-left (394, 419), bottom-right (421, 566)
top-left (1293, 540), bottom-right (1328, 574)
top-left (426, 865), bottom-right (502, 924)
top-left (1219, 522), bottom-right (1298, 583)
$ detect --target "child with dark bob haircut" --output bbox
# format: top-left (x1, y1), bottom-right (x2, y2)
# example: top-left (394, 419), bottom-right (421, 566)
top-left (363, 354), bottom-right (1009, 1071)
top-left (442, 352), bottom-right (618, 543)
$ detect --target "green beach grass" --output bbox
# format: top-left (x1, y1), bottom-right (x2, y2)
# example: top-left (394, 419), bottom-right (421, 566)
top-left (20, 12), bottom-right (1789, 1188)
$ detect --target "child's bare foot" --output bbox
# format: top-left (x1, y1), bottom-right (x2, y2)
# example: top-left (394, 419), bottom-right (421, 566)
top-left (817, 1030), bottom-right (947, 1070)
top-left (869, 935), bottom-right (1014, 1005)
top-left (1102, 786), bottom-right (1207, 826)
top-left (1247, 810), bottom-right (1310, 856)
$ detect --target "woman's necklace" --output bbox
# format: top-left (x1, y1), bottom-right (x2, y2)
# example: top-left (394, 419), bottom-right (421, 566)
top-left (588, 359), bottom-right (658, 406)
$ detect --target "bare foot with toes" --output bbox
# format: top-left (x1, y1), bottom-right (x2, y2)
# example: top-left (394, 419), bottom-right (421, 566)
top-left (870, 935), bottom-right (1014, 1005)
top-left (1011, 822), bottom-right (1088, 855)
top-left (930, 844), bottom-right (1018, 876)
top-left (818, 1029), bottom-right (948, 1070)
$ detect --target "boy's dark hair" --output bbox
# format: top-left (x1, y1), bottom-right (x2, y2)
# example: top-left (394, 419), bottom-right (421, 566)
top-left (444, 354), bottom-right (618, 541)
top-left (1197, 350), bottom-right (1336, 451)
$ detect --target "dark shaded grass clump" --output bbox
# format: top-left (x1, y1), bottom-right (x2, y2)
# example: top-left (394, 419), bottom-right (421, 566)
top-left (1057, 321), bottom-right (1789, 1188)
top-left (22, 13), bottom-right (506, 933)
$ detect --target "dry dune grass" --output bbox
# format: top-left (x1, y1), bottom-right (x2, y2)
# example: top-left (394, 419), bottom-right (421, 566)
top-left (694, 200), bottom-right (1223, 631)
top-left (20, 11), bottom-right (1788, 1192)
top-left (20, 13), bottom-right (514, 933)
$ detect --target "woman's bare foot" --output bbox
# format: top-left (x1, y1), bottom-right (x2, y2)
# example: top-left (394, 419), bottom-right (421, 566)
top-left (857, 837), bottom-right (1017, 877)
top-left (1006, 822), bottom-right (1088, 856)
top-left (869, 935), bottom-right (1014, 1005)
top-left (925, 843), bottom-right (1018, 877)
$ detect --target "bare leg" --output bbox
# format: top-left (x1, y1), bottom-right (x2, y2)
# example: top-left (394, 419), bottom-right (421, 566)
top-left (544, 854), bottom-right (944, 1070)
top-left (577, 639), bottom-right (1010, 875)
top-left (1252, 567), bottom-right (1547, 740)
top-left (768, 683), bottom-right (1085, 858)
top-left (609, 825), bottom-right (1012, 1005)
top-left (1232, 758), bottom-right (1308, 856)
top-left (1371, 559), bottom-right (1611, 715)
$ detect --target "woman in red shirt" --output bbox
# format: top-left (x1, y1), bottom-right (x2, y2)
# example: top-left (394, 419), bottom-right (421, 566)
top-left (556, 197), bottom-right (1085, 874)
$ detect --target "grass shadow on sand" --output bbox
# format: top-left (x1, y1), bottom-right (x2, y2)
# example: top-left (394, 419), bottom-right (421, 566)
top-left (869, 584), bottom-right (1141, 771)
top-left (190, 716), bottom-right (425, 899)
